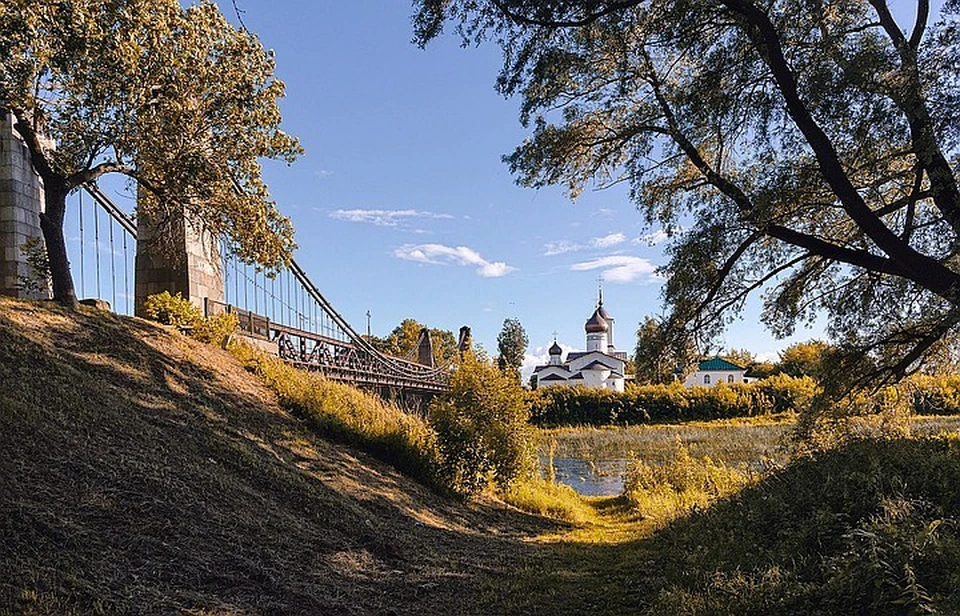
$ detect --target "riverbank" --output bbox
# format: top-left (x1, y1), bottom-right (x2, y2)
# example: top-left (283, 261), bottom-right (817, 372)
top-left (6, 297), bottom-right (960, 614)
top-left (541, 415), bottom-right (960, 496)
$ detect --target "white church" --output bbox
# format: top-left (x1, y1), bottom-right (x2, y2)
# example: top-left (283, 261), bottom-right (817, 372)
top-left (532, 295), bottom-right (629, 392)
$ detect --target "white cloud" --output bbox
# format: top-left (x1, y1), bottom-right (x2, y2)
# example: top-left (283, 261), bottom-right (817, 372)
top-left (394, 243), bottom-right (516, 278)
top-left (543, 240), bottom-right (582, 256)
top-left (543, 232), bottom-right (627, 256)
top-left (521, 343), bottom-right (577, 383)
top-left (329, 208), bottom-right (453, 227)
top-left (570, 255), bottom-right (661, 283)
top-left (634, 229), bottom-right (670, 246)
top-left (592, 232), bottom-right (627, 248)
top-left (755, 350), bottom-right (780, 363)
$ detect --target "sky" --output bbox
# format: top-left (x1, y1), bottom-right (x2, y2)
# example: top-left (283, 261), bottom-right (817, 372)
top-left (224, 0), bottom-right (835, 378)
top-left (67, 1), bottom-right (935, 378)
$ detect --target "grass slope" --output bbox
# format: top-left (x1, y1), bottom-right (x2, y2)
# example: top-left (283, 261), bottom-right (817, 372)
top-left (0, 298), bottom-right (555, 615)
top-left (5, 297), bottom-right (960, 615)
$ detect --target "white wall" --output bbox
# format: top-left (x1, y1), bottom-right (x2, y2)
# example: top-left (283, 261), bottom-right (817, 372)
top-left (683, 370), bottom-right (747, 388)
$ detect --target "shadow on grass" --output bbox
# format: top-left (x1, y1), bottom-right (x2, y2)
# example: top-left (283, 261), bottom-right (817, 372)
top-left (0, 298), bottom-right (556, 616)
top-left (503, 438), bottom-right (960, 615)
top-left (5, 298), bottom-right (960, 615)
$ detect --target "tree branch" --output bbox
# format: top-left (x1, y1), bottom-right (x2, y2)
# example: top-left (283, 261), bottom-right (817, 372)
top-left (66, 161), bottom-right (136, 188)
top-left (491, 0), bottom-right (642, 28)
top-left (765, 225), bottom-right (902, 276)
top-left (720, 0), bottom-right (960, 300)
top-left (910, 0), bottom-right (929, 49)
top-left (8, 107), bottom-right (61, 189)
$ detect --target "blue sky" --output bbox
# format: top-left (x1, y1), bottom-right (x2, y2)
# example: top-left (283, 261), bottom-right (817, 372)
top-left (232, 0), bottom-right (835, 374)
top-left (63, 1), bottom-right (935, 377)
top-left (77, 1), bottom-right (940, 374)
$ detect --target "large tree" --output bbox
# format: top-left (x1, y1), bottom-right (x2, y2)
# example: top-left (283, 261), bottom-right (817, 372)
top-left (371, 318), bottom-right (459, 366)
top-left (496, 317), bottom-right (528, 382)
top-left (0, 0), bottom-right (300, 306)
top-left (634, 315), bottom-right (696, 384)
top-left (414, 0), bottom-right (960, 393)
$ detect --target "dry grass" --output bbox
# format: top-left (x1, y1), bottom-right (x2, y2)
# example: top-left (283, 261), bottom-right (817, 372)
top-left (542, 415), bottom-right (795, 472)
top-left (0, 297), bottom-right (559, 615)
top-left (7, 296), bottom-right (960, 614)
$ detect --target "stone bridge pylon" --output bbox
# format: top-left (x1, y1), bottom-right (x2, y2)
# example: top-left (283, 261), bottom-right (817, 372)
top-left (0, 111), bottom-right (46, 300)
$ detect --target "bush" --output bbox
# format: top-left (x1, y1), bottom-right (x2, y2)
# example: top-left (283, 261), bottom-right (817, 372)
top-left (189, 312), bottom-right (239, 348)
top-left (230, 342), bottom-right (446, 491)
top-left (910, 375), bottom-right (960, 416)
top-left (142, 291), bottom-right (202, 327)
top-left (429, 352), bottom-right (537, 495)
top-left (500, 476), bottom-right (595, 524)
top-left (530, 375), bottom-right (818, 427)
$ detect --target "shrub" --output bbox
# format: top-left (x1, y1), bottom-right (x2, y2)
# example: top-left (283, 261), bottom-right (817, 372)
top-left (429, 352), bottom-right (537, 495)
top-left (230, 342), bottom-right (445, 491)
top-left (142, 291), bottom-right (202, 327)
top-left (910, 375), bottom-right (960, 416)
top-left (500, 476), bottom-right (595, 524)
top-left (530, 375), bottom-right (817, 427)
top-left (189, 312), bottom-right (239, 348)
top-left (623, 437), bottom-right (754, 525)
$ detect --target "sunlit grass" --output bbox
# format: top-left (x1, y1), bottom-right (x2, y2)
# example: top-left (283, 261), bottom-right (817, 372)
top-left (541, 414), bottom-right (796, 472)
top-left (499, 476), bottom-right (597, 525)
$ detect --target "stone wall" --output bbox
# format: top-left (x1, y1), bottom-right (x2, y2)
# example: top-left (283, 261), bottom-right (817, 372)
top-left (0, 109), bottom-right (47, 299)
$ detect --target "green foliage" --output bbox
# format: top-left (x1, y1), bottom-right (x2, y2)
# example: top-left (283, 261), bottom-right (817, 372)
top-left (189, 312), bottom-right (238, 348)
top-left (642, 438), bottom-right (960, 614)
top-left (909, 375), bottom-right (960, 416)
top-left (777, 340), bottom-right (834, 380)
top-left (142, 291), bottom-right (202, 327)
top-left (496, 317), bottom-right (528, 382)
top-left (1, 0), bottom-right (301, 304)
top-left (370, 318), bottom-right (458, 366)
top-left (15, 236), bottom-right (50, 296)
top-left (429, 352), bottom-right (537, 495)
top-left (414, 0), bottom-right (960, 399)
top-left (500, 476), bottom-right (595, 525)
top-left (721, 348), bottom-right (754, 369)
top-left (530, 375), bottom-right (818, 426)
top-left (623, 438), bottom-right (753, 525)
top-left (633, 315), bottom-right (695, 385)
top-left (230, 342), bottom-right (445, 491)
top-left (142, 292), bottom-right (238, 348)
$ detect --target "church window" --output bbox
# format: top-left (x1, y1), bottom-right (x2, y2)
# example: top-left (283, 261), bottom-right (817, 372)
top-left (703, 374), bottom-right (711, 384)
top-left (728, 375), bottom-right (734, 383)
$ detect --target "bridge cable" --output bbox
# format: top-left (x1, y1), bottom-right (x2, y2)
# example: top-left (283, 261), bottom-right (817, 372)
top-left (94, 200), bottom-right (101, 299)
top-left (109, 214), bottom-right (116, 309)
top-left (123, 231), bottom-right (130, 315)
top-left (78, 190), bottom-right (85, 298)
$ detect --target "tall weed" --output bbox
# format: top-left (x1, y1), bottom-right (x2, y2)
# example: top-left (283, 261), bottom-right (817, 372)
top-left (623, 437), bottom-right (754, 525)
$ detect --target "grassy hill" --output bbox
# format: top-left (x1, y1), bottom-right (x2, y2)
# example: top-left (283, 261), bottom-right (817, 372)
top-left (0, 297), bottom-right (555, 615)
top-left (5, 296), bottom-right (960, 615)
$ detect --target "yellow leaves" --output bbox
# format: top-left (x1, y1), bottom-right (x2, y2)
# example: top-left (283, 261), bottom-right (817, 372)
top-left (4, 0), bottom-right (301, 272)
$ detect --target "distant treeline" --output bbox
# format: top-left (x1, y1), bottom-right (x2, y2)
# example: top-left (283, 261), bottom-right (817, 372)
top-left (529, 375), bottom-right (960, 426)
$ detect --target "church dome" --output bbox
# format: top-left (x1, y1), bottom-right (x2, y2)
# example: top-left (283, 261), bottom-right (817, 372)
top-left (585, 308), bottom-right (609, 333)
top-left (549, 341), bottom-right (563, 355)
top-left (597, 303), bottom-right (612, 321)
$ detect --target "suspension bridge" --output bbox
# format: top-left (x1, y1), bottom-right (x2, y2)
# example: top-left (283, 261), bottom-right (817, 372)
top-left (0, 114), bottom-right (461, 395)
top-left (85, 182), bottom-right (462, 395)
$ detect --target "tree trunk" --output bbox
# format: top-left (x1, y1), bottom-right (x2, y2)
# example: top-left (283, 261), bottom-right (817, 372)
top-left (41, 185), bottom-right (78, 308)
